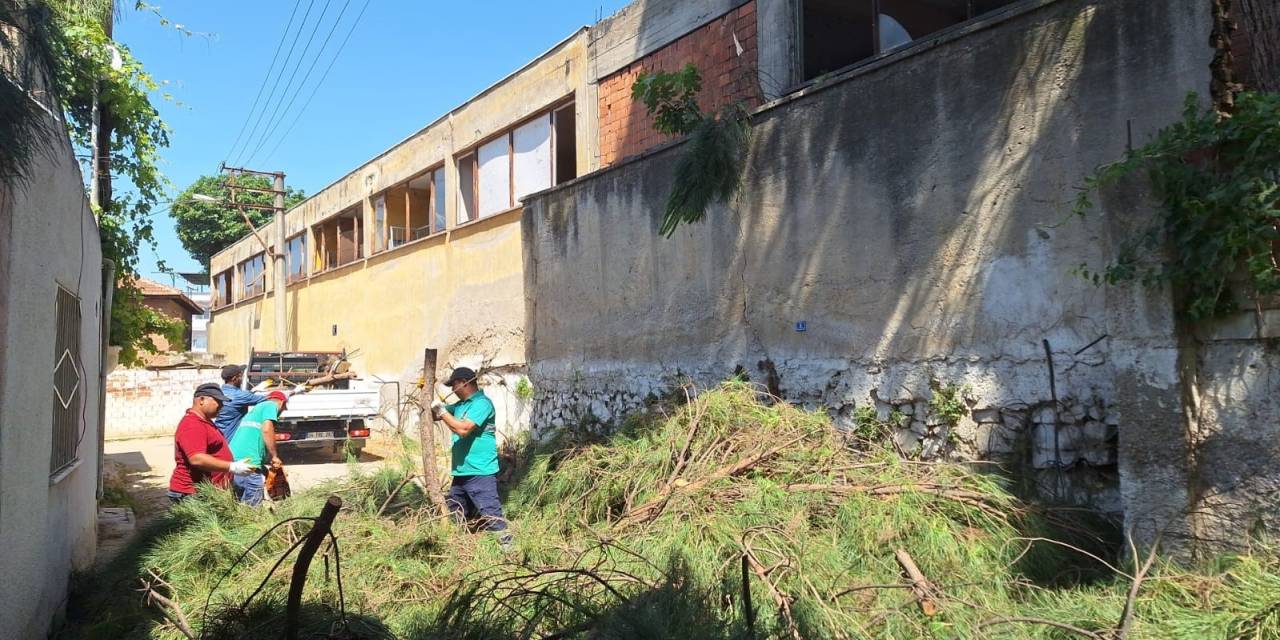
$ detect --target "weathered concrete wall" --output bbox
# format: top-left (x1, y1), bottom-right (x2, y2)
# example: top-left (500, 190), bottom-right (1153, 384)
top-left (105, 367), bottom-right (221, 439)
top-left (524, 0), bottom-right (1211, 526)
top-left (0, 89), bottom-right (105, 636)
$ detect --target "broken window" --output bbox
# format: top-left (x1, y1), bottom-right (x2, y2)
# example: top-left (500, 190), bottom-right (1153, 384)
top-left (458, 152), bottom-right (477, 224)
top-left (311, 205), bottom-right (363, 272)
top-left (455, 101), bottom-right (576, 222)
top-left (50, 286), bottom-right (81, 476)
top-left (374, 167), bottom-right (445, 253)
top-left (553, 103), bottom-right (577, 185)
top-left (285, 233), bottom-right (306, 283)
top-left (802, 0), bottom-right (1022, 80)
top-left (433, 169), bottom-right (446, 233)
top-left (240, 253), bottom-right (266, 298)
top-left (213, 269), bottom-right (234, 307)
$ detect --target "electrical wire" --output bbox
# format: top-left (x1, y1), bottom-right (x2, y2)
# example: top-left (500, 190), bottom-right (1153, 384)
top-left (222, 0), bottom-right (304, 164)
top-left (259, 0), bottom-right (371, 165)
top-left (234, 0), bottom-right (334, 166)
top-left (243, 0), bottom-right (353, 166)
top-left (229, 0), bottom-right (319, 166)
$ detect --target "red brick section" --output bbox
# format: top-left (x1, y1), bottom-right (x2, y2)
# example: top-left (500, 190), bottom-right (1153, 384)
top-left (597, 1), bottom-right (761, 167)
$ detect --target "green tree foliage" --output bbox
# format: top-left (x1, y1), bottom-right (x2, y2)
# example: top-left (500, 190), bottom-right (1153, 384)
top-left (1071, 92), bottom-right (1280, 321)
top-left (632, 63), bottom-right (752, 237)
top-left (170, 174), bottom-right (306, 267)
top-left (3, 1), bottom-right (190, 365)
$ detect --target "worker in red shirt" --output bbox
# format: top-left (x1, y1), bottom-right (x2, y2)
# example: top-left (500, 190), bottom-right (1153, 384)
top-left (167, 383), bottom-right (256, 503)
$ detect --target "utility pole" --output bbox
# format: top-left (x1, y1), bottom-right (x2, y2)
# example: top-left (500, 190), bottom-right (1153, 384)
top-left (89, 12), bottom-right (114, 211)
top-left (220, 164), bottom-right (289, 351)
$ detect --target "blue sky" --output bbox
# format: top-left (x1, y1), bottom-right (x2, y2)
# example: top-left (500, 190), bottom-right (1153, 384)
top-left (117, 0), bottom-right (630, 283)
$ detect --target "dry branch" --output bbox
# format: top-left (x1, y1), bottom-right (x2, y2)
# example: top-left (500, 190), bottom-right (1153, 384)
top-left (894, 549), bottom-right (938, 616)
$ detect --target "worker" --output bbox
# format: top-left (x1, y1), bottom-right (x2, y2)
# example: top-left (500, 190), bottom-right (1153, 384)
top-left (227, 390), bottom-right (289, 506)
top-left (214, 364), bottom-right (268, 440)
top-left (168, 383), bottom-right (255, 504)
top-left (432, 367), bottom-right (512, 548)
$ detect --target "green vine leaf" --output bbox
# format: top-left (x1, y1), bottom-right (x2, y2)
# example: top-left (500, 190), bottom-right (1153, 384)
top-left (1071, 91), bottom-right (1280, 321)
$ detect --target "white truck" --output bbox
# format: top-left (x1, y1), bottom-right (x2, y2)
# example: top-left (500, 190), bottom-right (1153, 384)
top-left (241, 350), bottom-right (379, 456)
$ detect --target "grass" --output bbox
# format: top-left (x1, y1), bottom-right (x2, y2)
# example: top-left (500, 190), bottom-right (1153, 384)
top-left (61, 382), bottom-right (1280, 639)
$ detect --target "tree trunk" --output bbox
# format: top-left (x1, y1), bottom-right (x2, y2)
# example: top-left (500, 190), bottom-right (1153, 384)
top-left (1236, 0), bottom-right (1280, 92)
top-left (418, 349), bottom-right (448, 515)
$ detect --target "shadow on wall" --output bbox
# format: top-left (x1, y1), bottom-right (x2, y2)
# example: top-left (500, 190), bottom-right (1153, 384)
top-left (525, 0), bottom-right (1208, 517)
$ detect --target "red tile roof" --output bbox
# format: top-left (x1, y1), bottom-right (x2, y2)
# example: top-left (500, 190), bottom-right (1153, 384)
top-left (133, 277), bottom-right (205, 314)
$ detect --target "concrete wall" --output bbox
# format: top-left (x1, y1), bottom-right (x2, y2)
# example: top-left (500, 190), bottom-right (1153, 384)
top-left (524, 0), bottom-right (1212, 528)
top-left (0, 89), bottom-right (105, 636)
top-left (105, 367), bottom-right (222, 439)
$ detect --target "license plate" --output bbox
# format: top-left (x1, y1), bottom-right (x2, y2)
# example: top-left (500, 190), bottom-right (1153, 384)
top-left (307, 431), bottom-right (337, 440)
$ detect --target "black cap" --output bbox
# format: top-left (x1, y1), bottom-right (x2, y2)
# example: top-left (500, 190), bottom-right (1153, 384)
top-left (221, 364), bottom-right (245, 382)
top-left (443, 367), bottom-right (477, 386)
top-left (194, 382), bottom-right (227, 403)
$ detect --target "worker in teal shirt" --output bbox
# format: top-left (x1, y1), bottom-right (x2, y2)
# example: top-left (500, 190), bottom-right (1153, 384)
top-left (228, 391), bottom-right (287, 506)
top-left (431, 367), bottom-right (510, 547)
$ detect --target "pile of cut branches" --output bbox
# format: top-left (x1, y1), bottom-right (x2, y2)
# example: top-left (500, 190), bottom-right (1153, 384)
top-left (64, 382), bottom-right (1280, 639)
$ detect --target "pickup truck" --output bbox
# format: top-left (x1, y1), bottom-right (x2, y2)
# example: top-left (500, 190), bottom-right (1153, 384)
top-left (241, 350), bottom-right (379, 457)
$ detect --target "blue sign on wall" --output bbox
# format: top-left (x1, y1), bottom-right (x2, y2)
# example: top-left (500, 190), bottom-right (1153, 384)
top-left (795, 321), bottom-right (808, 333)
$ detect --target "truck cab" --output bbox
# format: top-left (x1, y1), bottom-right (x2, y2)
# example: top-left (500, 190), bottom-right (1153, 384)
top-left (242, 350), bottom-right (379, 457)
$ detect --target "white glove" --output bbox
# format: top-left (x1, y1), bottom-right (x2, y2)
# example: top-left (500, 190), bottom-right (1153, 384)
top-left (430, 400), bottom-right (445, 417)
top-left (229, 459), bottom-right (256, 476)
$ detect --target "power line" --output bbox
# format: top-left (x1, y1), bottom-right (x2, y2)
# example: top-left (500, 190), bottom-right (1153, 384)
top-left (229, 0), bottom-right (319, 166)
top-left (259, 0), bottom-right (371, 165)
top-left (235, 0), bottom-right (335, 166)
top-left (243, 0), bottom-right (353, 166)
top-left (221, 0), bottom-right (304, 164)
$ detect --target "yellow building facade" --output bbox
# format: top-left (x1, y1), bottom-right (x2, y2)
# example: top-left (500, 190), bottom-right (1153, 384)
top-left (208, 31), bottom-right (597, 435)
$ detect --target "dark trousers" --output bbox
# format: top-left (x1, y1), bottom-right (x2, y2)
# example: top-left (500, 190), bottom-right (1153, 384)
top-left (447, 474), bottom-right (511, 543)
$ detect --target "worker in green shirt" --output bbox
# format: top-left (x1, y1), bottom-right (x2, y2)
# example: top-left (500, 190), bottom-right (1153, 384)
top-left (227, 390), bottom-right (288, 506)
top-left (431, 367), bottom-right (511, 548)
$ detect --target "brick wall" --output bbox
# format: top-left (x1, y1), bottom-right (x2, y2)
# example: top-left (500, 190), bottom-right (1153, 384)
top-left (597, 1), bottom-right (761, 167)
top-left (105, 367), bottom-right (221, 439)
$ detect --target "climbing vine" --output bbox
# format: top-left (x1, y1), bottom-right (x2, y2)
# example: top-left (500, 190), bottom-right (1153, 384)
top-left (632, 63), bottom-right (751, 237)
top-left (50, 2), bottom-right (183, 365)
top-left (1070, 91), bottom-right (1280, 321)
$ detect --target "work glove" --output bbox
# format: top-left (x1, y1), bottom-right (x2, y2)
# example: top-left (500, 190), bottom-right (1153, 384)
top-left (430, 400), bottom-right (445, 418)
top-left (229, 459), bottom-right (256, 476)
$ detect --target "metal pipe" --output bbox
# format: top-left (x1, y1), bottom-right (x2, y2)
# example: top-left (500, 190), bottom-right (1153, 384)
top-left (96, 258), bottom-right (116, 500)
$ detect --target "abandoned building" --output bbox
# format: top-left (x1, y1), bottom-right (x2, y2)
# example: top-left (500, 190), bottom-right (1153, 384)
top-left (209, 0), bottom-right (1280, 551)
top-left (0, 32), bottom-right (108, 639)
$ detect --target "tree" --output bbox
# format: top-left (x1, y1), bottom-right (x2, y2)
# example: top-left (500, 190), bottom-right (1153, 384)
top-left (170, 174), bottom-right (306, 268)
top-left (3, 0), bottom-right (189, 365)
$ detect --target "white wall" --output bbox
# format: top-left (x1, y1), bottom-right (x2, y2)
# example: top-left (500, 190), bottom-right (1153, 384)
top-left (0, 93), bottom-right (105, 636)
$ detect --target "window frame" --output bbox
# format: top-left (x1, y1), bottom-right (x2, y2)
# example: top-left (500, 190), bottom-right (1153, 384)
top-left (285, 232), bottom-right (307, 284)
top-left (238, 252), bottom-right (267, 299)
top-left (212, 268), bottom-right (235, 309)
top-left (453, 98), bottom-right (574, 226)
top-left (50, 285), bottom-right (82, 478)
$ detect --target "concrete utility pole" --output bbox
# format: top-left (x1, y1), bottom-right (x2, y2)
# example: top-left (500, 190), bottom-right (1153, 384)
top-left (88, 12), bottom-right (114, 211)
top-left (220, 165), bottom-right (289, 351)
top-left (273, 171), bottom-right (287, 350)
